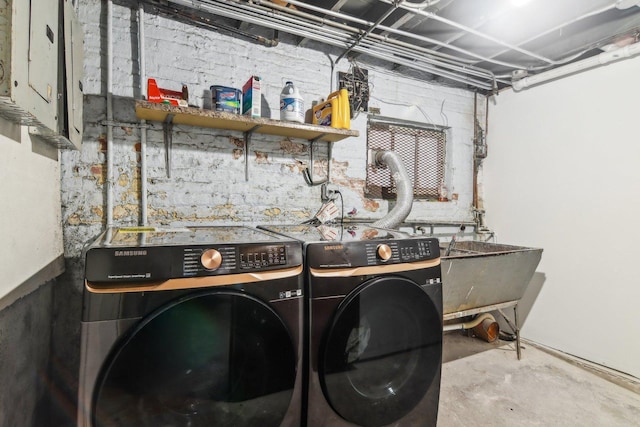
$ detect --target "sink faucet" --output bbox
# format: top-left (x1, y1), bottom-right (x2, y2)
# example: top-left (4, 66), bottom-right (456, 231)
top-left (473, 208), bottom-right (495, 242)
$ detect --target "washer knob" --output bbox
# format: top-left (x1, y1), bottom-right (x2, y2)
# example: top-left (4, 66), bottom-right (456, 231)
top-left (377, 244), bottom-right (392, 262)
top-left (201, 248), bottom-right (222, 270)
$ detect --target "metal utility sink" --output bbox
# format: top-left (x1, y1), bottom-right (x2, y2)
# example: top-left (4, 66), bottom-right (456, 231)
top-left (440, 240), bottom-right (542, 317)
top-left (439, 239), bottom-right (542, 359)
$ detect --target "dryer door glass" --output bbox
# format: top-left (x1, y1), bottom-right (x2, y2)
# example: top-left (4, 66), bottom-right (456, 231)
top-left (92, 291), bottom-right (296, 427)
top-left (320, 276), bottom-right (442, 426)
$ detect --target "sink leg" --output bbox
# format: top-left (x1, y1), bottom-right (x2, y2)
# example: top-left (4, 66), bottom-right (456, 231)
top-left (514, 304), bottom-right (521, 360)
top-left (498, 304), bottom-right (522, 360)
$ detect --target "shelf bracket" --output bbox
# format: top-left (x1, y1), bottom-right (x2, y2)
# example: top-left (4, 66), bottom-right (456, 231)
top-left (244, 125), bottom-right (261, 181)
top-left (303, 134), bottom-right (330, 186)
top-left (163, 114), bottom-right (175, 178)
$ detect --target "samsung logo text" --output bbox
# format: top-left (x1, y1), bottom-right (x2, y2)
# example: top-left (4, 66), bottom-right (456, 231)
top-left (114, 250), bottom-right (148, 257)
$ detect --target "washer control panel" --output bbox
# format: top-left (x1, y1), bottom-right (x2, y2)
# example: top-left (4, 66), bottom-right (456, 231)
top-left (85, 243), bottom-right (299, 283)
top-left (307, 237), bottom-right (439, 269)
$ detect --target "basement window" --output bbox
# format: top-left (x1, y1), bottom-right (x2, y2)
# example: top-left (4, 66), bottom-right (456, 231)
top-left (365, 117), bottom-right (447, 200)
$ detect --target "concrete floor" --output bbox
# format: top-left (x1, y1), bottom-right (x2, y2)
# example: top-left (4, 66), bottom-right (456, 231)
top-left (438, 332), bottom-right (640, 426)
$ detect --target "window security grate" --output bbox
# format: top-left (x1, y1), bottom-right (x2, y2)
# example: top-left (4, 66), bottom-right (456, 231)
top-left (366, 119), bottom-right (446, 199)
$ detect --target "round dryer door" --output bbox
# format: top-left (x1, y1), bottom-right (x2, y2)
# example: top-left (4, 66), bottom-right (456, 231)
top-left (92, 290), bottom-right (297, 427)
top-left (320, 276), bottom-right (442, 427)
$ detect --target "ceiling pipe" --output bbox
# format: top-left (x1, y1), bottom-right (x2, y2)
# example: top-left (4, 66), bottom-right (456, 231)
top-left (268, 0), bottom-right (500, 77)
top-left (356, 41), bottom-right (496, 89)
top-left (512, 41), bottom-right (640, 90)
top-left (152, 2), bottom-right (281, 47)
top-left (262, 0), bottom-right (475, 64)
top-left (476, 2), bottom-right (619, 68)
top-left (376, 0), bottom-right (578, 66)
top-left (616, 0), bottom-right (640, 9)
top-left (335, 0), bottom-right (402, 64)
top-left (402, 0), bottom-right (441, 9)
top-left (297, 0), bottom-right (350, 47)
top-left (168, 0), bottom-right (496, 89)
top-left (269, 0), bottom-right (529, 69)
top-left (354, 43), bottom-right (495, 89)
top-left (358, 38), bottom-right (496, 81)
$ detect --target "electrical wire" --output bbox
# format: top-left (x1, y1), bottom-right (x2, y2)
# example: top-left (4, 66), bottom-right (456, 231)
top-left (366, 71), bottom-right (440, 125)
top-left (440, 99), bottom-right (449, 127)
top-left (370, 93), bottom-right (443, 127)
top-left (499, 331), bottom-right (517, 342)
top-left (340, 59), bottom-right (371, 117)
top-left (336, 190), bottom-right (344, 224)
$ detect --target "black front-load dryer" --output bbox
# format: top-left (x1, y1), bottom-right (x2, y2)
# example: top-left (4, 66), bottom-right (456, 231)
top-left (259, 224), bottom-right (443, 427)
top-left (78, 226), bottom-right (304, 427)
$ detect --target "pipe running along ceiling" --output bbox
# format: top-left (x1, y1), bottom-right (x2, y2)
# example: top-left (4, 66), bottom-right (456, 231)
top-left (147, 0), bottom-right (640, 93)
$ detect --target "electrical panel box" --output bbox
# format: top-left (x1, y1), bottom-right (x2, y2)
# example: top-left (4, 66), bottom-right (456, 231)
top-left (338, 67), bottom-right (370, 116)
top-left (29, 0), bottom-right (58, 112)
top-left (0, 0), bottom-right (82, 149)
top-left (64, 0), bottom-right (84, 148)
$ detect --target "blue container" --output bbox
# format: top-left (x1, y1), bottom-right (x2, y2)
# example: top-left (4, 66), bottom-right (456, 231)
top-left (210, 85), bottom-right (241, 114)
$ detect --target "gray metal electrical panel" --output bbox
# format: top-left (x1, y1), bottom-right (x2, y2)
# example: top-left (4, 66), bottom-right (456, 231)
top-left (0, 0), bottom-right (82, 149)
top-left (64, 0), bottom-right (84, 148)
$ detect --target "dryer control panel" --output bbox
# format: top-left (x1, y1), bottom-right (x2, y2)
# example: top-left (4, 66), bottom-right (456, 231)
top-left (306, 237), bottom-right (440, 269)
top-left (184, 244), bottom-right (289, 275)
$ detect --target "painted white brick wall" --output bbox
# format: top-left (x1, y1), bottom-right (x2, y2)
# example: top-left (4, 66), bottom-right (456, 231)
top-left (61, 0), bottom-right (485, 257)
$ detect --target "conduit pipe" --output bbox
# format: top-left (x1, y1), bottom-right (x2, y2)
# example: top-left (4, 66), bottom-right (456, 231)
top-left (372, 151), bottom-right (413, 230)
top-left (169, 0), bottom-right (497, 89)
top-left (211, 1), bottom-right (434, 58)
top-left (472, 92), bottom-right (479, 212)
top-left (176, 0), bottom-right (496, 89)
top-left (377, 0), bottom-right (572, 66)
top-left (512, 41), bottom-right (640, 90)
top-left (257, 4), bottom-right (496, 87)
top-left (357, 38), bottom-right (497, 82)
top-left (154, 2), bottom-right (280, 47)
top-left (262, 0), bottom-right (522, 70)
top-left (479, 2), bottom-right (619, 68)
top-left (106, 0), bottom-right (114, 228)
top-left (270, 0), bottom-right (485, 64)
top-left (138, 4), bottom-right (148, 226)
top-left (335, 0), bottom-right (402, 64)
top-left (402, 0), bottom-right (441, 9)
top-left (266, 0), bottom-right (494, 80)
top-left (357, 43), bottom-right (496, 89)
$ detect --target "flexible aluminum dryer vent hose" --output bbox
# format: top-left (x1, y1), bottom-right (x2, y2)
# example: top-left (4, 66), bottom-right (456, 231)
top-left (372, 150), bottom-right (413, 230)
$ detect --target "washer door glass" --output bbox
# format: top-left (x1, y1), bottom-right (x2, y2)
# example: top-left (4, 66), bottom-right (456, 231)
top-left (320, 276), bottom-right (442, 427)
top-left (92, 291), bottom-right (297, 427)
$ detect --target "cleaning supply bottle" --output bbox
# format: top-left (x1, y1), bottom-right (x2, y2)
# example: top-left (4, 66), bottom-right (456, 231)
top-left (311, 88), bottom-right (351, 129)
top-left (280, 81), bottom-right (304, 123)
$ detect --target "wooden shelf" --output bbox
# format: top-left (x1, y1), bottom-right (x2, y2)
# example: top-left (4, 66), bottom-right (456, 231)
top-left (135, 100), bottom-right (359, 142)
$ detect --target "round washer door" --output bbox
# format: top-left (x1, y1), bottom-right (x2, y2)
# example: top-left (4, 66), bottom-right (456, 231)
top-left (92, 290), bottom-right (297, 427)
top-left (320, 276), bottom-right (442, 427)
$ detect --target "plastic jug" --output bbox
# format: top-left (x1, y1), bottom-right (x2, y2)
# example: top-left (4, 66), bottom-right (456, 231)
top-left (280, 81), bottom-right (305, 123)
top-left (311, 89), bottom-right (351, 130)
